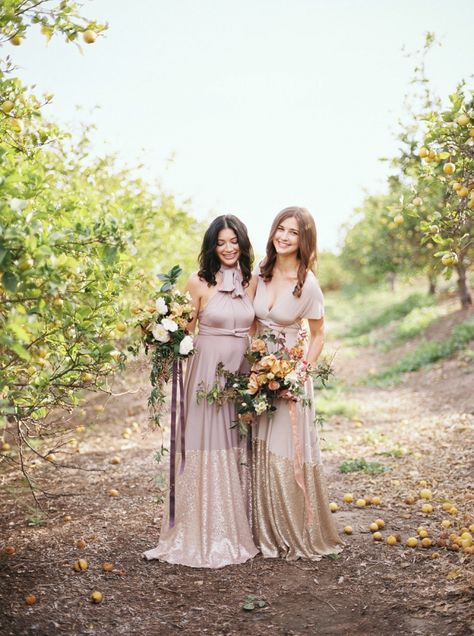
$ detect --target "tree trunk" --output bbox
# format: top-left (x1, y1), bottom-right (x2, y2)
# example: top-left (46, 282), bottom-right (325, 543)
top-left (456, 261), bottom-right (472, 309)
top-left (387, 271), bottom-right (396, 292)
top-left (428, 273), bottom-right (436, 295)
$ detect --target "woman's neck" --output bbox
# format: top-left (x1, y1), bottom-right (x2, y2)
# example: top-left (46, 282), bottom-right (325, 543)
top-left (274, 254), bottom-right (299, 277)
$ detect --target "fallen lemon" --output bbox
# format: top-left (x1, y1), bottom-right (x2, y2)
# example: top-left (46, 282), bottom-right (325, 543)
top-left (73, 559), bottom-right (88, 571)
top-left (90, 591), bottom-right (103, 603)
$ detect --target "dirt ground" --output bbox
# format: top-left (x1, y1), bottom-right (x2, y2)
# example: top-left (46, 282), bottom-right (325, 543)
top-left (1, 308), bottom-right (473, 636)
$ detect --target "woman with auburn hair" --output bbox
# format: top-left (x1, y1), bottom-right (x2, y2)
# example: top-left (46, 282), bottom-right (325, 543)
top-left (249, 206), bottom-right (342, 560)
top-left (144, 214), bottom-right (258, 568)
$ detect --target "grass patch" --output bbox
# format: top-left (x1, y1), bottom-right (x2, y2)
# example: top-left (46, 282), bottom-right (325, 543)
top-left (345, 293), bottom-right (435, 338)
top-left (365, 319), bottom-right (474, 383)
top-left (380, 305), bottom-right (445, 351)
top-left (339, 458), bottom-right (389, 474)
top-left (316, 386), bottom-right (358, 418)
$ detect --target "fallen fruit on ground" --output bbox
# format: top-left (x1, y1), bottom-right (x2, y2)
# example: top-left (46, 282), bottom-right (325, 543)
top-left (110, 456), bottom-right (121, 465)
top-left (109, 489), bottom-right (119, 497)
top-left (420, 489), bottom-right (432, 500)
top-left (329, 502), bottom-right (338, 512)
top-left (375, 519), bottom-right (385, 529)
top-left (356, 499), bottom-right (366, 508)
top-left (421, 503), bottom-right (433, 513)
top-left (102, 562), bottom-right (114, 572)
top-left (441, 520), bottom-right (451, 529)
top-left (343, 526), bottom-right (353, 535)
top-left (404, 495), bottom-right (415, 505)
top-left (343, 493), bottom-right (353, 503)
top-left (369, 522), bottom-right (379, 532)
top-left (4, 545), bottom-right (16, 555)
top-left (373, 532), bottom-right (382, 541)
top-left (73, 559), bottom-right (89, 571)
top-left (372, 496), bottom-right (381, 505)
top-left (421, 537), bottom-right (432, 548)
top-left (25, 594), bottom-right (37, 605)
top-left (406, 537), bottom-right (418, 548)
top-left (90, 591), bottom-right (103, 603)
top-left (76, 539), bottom-right (87, 549)
top-left (386, 535), bottom-right (397, 545)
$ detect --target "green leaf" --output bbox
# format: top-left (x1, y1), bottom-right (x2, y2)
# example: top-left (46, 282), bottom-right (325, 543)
top-left (2, 271), bottom-right (18, 292)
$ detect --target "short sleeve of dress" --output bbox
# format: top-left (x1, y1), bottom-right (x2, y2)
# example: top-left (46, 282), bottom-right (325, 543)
top-left (302, 273), bottom-right (324, 320)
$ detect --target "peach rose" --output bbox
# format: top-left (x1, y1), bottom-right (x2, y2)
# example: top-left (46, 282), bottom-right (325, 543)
top-left (250, 338), bottom-right (266, 353)
top-left (268, 380), bottom-right (280, 391)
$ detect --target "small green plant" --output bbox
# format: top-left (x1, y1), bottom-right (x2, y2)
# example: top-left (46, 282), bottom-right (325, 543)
top-left (339, 458), bottom-right (389, 474)
top-left (242, 595), bottom-right (268, 611)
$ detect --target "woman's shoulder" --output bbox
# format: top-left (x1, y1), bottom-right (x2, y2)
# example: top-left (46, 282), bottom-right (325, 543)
top-left (187, 271), bottom-right (207, 291)
top-left (303, 270), bottom-right (322, 292)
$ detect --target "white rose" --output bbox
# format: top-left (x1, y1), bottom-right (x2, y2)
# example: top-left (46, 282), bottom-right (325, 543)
top-left (155, 297), bottom-right (168, 315)
top-left (151, 324), bottom-right (171, 343)
top-left (161, 317), bottom-right (179, 332)
top-left (179, 335), bottom-right (194, 355)
top-left (285, 370), bottom-right (299, 385)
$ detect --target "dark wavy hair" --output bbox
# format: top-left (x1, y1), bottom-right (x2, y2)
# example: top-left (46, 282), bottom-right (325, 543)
top-left (260, 206), bottom-right (317, 298)
top-left (197, 215), bottom-right (254, 287)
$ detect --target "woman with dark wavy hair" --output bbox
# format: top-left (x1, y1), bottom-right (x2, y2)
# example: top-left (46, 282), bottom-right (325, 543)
top-left (144, 214), bottom-right (258, 568)
top-left (250, 206), bottom-right (342, 561)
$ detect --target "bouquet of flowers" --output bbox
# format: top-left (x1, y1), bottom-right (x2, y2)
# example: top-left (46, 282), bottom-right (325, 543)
top-left (198, 330), bottom-right (333, 433)
top-left (134, 265), bottom-right (195, 426)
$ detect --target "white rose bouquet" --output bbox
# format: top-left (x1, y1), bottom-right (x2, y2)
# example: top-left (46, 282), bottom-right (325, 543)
top-left (134, 265), bottom-right (195, 426)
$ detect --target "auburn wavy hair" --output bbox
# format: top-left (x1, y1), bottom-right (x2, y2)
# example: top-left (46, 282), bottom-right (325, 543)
top-left (260, 206), bottom-right (317, 298)
top-left (198, 215), bottom-right (254, 287)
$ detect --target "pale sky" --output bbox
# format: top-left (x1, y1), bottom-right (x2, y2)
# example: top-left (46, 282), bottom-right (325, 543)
top-left (7, 0), bottom-right (474, 253)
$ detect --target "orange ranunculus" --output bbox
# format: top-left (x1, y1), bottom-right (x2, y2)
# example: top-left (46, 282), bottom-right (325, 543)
top-left (247, 373), bottom-right (259, 395)
top-left (251, 338), bottom-right (266, 353)
top-left (239, 412), bottom-right (254, 424)
top-left (268, 380), bottom-right (280, 391)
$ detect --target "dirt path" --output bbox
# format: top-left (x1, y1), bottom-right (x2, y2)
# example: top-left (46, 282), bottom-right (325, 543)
top-left (1, 329), bottom-right (473, 635)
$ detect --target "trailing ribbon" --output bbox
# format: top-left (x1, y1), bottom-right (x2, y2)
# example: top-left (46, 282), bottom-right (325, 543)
top-left (168, 359), bottom-right (186, 528)
top-left (288, 400), bottom-right (314, 528)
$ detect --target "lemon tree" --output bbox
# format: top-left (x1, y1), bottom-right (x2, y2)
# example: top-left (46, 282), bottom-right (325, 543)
top-left (0, 2), bottom-right (203, 470)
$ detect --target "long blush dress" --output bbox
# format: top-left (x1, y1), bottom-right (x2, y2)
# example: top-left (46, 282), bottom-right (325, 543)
top-left (143, 267), bottom-right (258, 568)
top-left (252, 269), bottom-right (342, 560)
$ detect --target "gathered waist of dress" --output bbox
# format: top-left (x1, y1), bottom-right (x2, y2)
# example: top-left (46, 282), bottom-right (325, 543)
top-left (257, 319), bottom-right (301, 334)
top-left (197, 324), bottom-right (250, 338)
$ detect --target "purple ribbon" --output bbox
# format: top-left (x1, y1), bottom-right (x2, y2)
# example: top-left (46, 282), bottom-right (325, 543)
top-left (168, 359), bottom-right (186, 529)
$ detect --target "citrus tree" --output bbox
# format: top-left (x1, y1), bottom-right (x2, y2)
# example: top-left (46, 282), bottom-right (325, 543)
top-left (0, 2), bottom-right (203, 489)
top-left (410, 87), bottom-right (473, 307)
